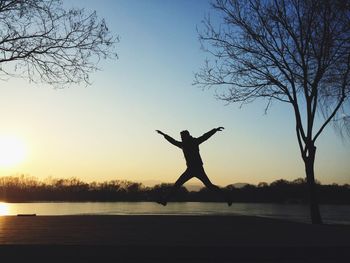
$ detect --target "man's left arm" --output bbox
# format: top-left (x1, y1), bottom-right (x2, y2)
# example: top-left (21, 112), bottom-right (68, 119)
top-left (197, 127), bottom-right (224, 144)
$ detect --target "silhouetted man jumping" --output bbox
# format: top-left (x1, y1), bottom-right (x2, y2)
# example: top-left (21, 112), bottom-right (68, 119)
top-left (156, 127), bottom-right (232, 206)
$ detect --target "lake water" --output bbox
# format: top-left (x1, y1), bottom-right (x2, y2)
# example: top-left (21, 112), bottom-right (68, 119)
top-left (1, 202), bottom-right (349, 224)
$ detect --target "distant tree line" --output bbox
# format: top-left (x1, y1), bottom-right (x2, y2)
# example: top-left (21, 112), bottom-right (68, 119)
top-left (0, 175), bottom-right (349, 204)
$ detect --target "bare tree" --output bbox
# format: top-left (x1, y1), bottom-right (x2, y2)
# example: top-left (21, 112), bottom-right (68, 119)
top-left (195, 0), bottom-right (350, 224)
top-left (0, 0), bottom-right (118, 87)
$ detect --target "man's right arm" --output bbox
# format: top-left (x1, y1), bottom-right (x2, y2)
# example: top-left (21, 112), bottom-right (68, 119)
top-left (196, 127), bottom-right (224, 144)
top-left (156, 130), bottom-right (182, 148)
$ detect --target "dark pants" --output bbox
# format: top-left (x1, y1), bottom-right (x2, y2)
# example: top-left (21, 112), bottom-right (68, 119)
top-left (165, 165), bottom-right (228, 202)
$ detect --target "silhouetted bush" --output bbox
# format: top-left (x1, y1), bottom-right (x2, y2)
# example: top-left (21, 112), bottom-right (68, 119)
top-left (0, 175), bottom-right (349, 203)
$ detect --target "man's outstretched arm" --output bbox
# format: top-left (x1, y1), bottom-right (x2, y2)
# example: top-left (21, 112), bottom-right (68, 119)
top-left (156, 130), bottom-right (182, 148)
top-left (197, 127), bottom-right (224, 144)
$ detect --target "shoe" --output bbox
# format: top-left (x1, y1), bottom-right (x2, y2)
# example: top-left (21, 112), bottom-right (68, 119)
top-left (156, 198), bottom-right (167, 206)
top-left (226, 195), bottom-right (232, 206)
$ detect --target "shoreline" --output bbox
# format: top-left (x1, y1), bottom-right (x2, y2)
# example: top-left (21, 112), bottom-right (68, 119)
top-left (2, 201), bottom-right (350, 226)
top-left (0, 201), bottom-right (342, 207)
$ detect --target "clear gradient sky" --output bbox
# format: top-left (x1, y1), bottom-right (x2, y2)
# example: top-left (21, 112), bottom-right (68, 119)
top-left (0, 0), bottom-right (349, 186)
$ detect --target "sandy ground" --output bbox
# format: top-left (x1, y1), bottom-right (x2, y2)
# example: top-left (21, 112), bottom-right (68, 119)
top-left (0, 215), bottom-right (349, 262)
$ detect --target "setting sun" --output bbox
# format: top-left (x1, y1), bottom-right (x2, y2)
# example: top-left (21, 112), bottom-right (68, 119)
top-left (0, 136), bottom-right (26, 167)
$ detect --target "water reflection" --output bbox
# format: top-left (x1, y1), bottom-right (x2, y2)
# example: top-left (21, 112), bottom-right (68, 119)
top-left (0, 202), bottom-right (349, 224)
top-left (0, 202), bottom-right (9, 215)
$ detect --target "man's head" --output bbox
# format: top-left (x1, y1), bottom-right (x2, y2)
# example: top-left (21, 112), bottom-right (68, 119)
top-left (180, 130), bottom-right (191, 141)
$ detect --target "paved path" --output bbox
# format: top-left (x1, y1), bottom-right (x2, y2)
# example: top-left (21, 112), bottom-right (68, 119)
top-left (0, 215), bottom-right (349, 262)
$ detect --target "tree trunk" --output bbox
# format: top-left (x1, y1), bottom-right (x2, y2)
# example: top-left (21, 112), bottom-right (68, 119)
top-left (304, 145), bottom-right (323, 224)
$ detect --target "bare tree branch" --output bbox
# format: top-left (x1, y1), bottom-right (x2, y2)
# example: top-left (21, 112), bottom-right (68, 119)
top-left (195, 0), bottom-right (350, 143)
top-left (0, 0), bottom-right (118, 88)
